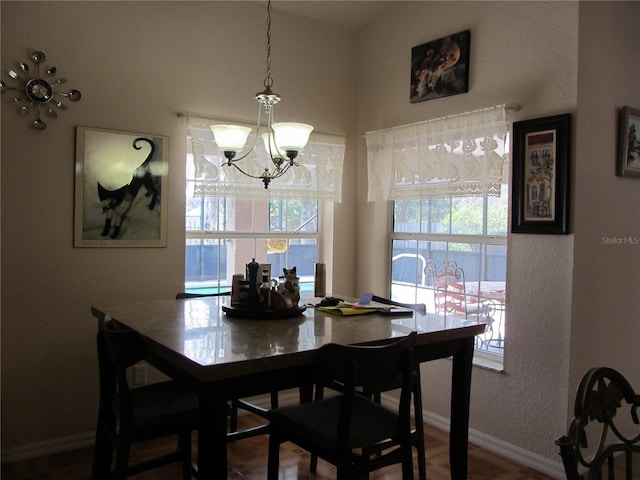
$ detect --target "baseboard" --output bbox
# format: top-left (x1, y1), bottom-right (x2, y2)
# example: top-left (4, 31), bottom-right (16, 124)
top-left (422, 410), bottom-right (566, 480)
top-left (1, 431), bottom-right (95, 464)
top-left (1, 391), bottom-right (566, 480)
top-left (0, 392), bottom-right (300, 465)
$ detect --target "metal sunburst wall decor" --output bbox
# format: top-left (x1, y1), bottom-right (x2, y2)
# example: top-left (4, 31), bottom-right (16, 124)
top-left (1, 50), bottom-right (81, 130)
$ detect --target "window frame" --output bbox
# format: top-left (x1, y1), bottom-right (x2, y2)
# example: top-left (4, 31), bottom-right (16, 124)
top-left (184, 194), bottom-right (323, 294)
top-left (389, 193), bottom-right (507, 370)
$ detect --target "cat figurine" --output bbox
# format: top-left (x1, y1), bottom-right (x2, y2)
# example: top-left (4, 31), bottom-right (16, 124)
top-left (278, 267), bottom-right (300, 306)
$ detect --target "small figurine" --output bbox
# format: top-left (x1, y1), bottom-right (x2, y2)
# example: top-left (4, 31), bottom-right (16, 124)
top-left (278, 267), bottom-right (300, 306)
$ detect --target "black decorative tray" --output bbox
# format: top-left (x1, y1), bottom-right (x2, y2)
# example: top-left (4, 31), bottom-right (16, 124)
top-left (222, 305), bottom-right (306, 319)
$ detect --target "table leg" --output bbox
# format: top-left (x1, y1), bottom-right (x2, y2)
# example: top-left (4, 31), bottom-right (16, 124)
top-left (198, 386), bottom-right (229, 479)
top-left (449, 336), bottom-right (474, 480)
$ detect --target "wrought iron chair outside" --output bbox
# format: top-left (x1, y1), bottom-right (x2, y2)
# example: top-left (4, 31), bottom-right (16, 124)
top-left (267, 332), bottom-right (418, 480)
top-left (425, 259), bottom-right (497, 347)
top-left (425, 259), bottom-right (488, 318)
top-left (555, 367), bottom-right (640, 480)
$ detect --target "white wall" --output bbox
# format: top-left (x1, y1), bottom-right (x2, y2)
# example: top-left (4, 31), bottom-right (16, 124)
top-left (571, 2), bottom-right (640, 396)
top-left (356, 0), bottom-right (639, 467)
top-left (0, 1), bottom-right (359, 452)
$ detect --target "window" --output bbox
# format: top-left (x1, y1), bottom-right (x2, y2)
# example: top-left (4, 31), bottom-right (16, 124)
top-left (185, 114), bottom-right (345, 294)
top-left (390, 191), bottom-right (508, 358)
top-left (185, 192), bottom-right (320, 293)
top-left (366, 105), bottom-right (511, 363)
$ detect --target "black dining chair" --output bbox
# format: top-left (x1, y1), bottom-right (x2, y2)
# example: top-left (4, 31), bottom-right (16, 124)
top-left (92, 317), bottom-right (198, 480)
top-left (311, 296), bottom-right (427, 480)
top-left (555, 367), bottom-right (640, 480)
top-left (267, 332), bottom-right (417, 480)
top-left (360, 362), bottom-right (426, 480)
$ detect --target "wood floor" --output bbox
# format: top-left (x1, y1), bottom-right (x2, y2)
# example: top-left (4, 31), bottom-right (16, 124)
top-left (2, 414), bottom-right (556, 480)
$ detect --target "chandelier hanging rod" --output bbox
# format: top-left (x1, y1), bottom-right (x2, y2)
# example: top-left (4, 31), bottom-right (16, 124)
top-left (209, 0), bottom-right (313, 189)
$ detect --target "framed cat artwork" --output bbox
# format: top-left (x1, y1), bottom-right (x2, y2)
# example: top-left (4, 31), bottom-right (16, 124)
top-left (74, 126), bottom-right (169, 247)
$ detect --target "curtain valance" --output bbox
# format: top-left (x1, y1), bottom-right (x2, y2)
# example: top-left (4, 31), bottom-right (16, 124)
top-left (365, 105), bottom-right (510, 202)
top-left (187, 114), bottom-right (345, 202)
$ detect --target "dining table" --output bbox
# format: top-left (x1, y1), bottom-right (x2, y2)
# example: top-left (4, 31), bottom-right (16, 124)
top-left (91, 294), bottom-right (485, 480)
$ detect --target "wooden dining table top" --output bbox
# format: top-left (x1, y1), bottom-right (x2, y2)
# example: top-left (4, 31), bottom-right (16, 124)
top-left (91, 294), bottom-right (485, 383)
top-left (91, 294), bottom-right (486, 480)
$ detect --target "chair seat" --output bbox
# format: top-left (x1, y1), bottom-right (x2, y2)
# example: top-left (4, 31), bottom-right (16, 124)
top-left (112, 381), bottom-right (199, 432)
top-left (269, 391), bottom-right (400, 452)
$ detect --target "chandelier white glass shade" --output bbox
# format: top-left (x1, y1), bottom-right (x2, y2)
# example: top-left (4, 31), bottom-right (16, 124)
top-left (209, 0), bottom-right (314, 189)
top-left (270, 122), bottom-right (314, 151)
top-left (210, 125), bottom-right (252, 152)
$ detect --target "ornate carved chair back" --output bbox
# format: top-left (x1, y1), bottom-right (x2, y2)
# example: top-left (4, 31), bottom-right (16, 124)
top-left (555, 367), bottom-right (640, 480)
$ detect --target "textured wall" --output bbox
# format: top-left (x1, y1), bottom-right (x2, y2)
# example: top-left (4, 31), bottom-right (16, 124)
top-left (356, 1), bottom-right (578, 461)
top-left (571, 2), bottom-right (640, 397)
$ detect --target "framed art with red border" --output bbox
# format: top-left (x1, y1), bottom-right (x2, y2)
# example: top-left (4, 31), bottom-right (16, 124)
top-left (511, 114), bottom-right (570, 234)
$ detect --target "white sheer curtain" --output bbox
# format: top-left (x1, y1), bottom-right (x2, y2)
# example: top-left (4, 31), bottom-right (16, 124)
top-left (365, 105), bottom-right (510, 202)
top-left (187, 114), bottom-right (345, 202)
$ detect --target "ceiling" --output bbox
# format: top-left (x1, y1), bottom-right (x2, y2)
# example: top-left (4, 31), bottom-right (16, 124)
top-left (269, 1), bottom-right (396, 31)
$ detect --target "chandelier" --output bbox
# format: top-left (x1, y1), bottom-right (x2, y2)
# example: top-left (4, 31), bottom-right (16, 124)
top-left (210, 0), bottom-right (313, 189)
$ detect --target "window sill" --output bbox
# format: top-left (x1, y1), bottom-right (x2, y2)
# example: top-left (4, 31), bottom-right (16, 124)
top-left (473, 349), bottom-right (504, 372)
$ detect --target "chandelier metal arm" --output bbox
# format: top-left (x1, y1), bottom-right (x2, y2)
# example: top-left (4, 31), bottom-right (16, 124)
top-left (226, 157), bottom-right (295, 189)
